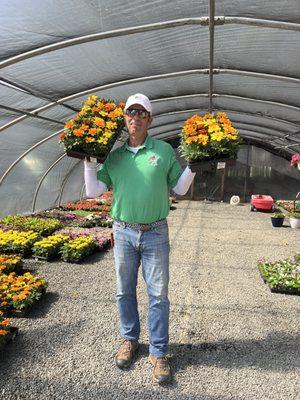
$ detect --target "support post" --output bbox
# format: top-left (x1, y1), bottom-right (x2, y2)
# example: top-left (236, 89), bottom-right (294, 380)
top-left (208, 0), bottom-right (215, 113)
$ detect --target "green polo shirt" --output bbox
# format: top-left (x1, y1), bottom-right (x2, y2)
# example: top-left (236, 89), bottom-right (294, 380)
top-left (97, 135), bottom-right (182, 223)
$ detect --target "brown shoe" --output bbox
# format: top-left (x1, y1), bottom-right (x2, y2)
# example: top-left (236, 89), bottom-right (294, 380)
top-left (115, 339), bottom-right (139, 369)
top-left (149, 354), bottom-right (171, 384)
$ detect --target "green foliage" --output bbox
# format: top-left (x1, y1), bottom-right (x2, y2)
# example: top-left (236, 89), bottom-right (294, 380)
top-left (288, 212), bottom-right (300, 219)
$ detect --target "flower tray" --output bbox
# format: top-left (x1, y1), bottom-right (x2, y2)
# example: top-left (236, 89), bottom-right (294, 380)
top-left (269, 286), bottom-right (300, 296)
top-left (0, 327), bottom-right (18, 351)
top-left (8, 288), bottom-right (47, 318)
top-left (258, 268), bottom-right (299, 296)
top-left (34, 254), bottom-right (59, 262)
top-left (189, 158), bottom-right (236, 173)
top-left (66, 150), bottom-right (106, 163)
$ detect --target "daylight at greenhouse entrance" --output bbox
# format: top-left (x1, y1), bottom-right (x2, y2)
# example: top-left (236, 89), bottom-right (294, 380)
top-left (0, 1), bottom-right (299, 399)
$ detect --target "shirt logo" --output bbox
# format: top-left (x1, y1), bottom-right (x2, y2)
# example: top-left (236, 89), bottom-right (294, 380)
top-left (148, 154), bottom-right (159, 166)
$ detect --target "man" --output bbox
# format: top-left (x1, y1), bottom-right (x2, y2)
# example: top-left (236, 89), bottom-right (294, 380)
top-left (84, 93), bottom-right (195, 384)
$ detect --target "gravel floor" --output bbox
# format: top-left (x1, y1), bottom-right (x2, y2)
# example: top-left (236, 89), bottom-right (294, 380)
top-left (0, 200), bottom-right (299, 400)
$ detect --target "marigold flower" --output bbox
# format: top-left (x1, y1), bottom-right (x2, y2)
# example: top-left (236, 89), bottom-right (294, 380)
top-left (85, 137), bottom-right (95, 143)
top-left (64, 121), bottom-right (74, 129)
top-left (73, 129), bottom-right (84, 137)
top-left (94, 117), bottom-right (106, 128)
top-left (105, 103), bottom-right (115, 112)
top-left (89, 128), bottom-right (98, 136)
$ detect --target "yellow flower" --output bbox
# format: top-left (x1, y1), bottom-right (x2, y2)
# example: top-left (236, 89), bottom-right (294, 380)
top-left (106, 121), bottom-right (117, 130)
top-left (211, 131), bottom-right (224, 141)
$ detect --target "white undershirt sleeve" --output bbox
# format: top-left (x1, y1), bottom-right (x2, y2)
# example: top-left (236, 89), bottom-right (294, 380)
top-left (84, 160), bottom-right (107, 198)
top-left (172, 166), bottom-right (196, 196)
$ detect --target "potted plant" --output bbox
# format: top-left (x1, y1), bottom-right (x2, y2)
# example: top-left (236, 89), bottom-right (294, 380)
top-left (288, 212), bottom-right (300, 229)
top-left (60, 236), bottom-right (97, 262)
top-left (179, 112), bottom-right (241, 171)
top-left (59, 95), bottom-right (125, 162)
top-left (32, 234), bottom-right (69, 261)
top-left (0, 272), bottom-right (48, 316)
top-left (270, 211), bottom-right (285, 227)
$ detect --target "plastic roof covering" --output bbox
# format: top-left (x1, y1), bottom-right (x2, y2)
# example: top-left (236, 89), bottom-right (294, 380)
top-left (0, 0), bottom-right (299, 217)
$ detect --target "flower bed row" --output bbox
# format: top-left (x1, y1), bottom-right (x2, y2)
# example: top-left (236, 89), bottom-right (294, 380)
top-left (30, 209), bottom-right (112, 228)
top-left (62, 201), bottom-right (111, 213)
top-left (0, 226), bottom-right (111, 261)
top-left (33, 232), bottom-right (111, 262)
top-left (0, 229), bottom-right (39, 255)
top-left (258, 254), bottom-right (300, 295)
top-left (0, 215), bottom-right (61, 236)
top-left (61, 191), bottom-right (113, 212)
top-left (276, 200), bottom-right (300, 213)
top-left (0, 272), bottom-right (48, 316)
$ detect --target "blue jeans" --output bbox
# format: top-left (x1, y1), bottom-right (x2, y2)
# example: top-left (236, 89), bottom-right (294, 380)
top-left (113, 220), bottom-right (170, 357)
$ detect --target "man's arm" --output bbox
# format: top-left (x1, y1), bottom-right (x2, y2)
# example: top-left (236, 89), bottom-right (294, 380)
top-left (172, 166), bottom-right (195, 196)
top-left (84, 160), bottom-right (107, 198)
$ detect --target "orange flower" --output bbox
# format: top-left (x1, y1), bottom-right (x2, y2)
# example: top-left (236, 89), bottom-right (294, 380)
top-left (81, 124), bottom-right (89, 131)
top-left (0, 329), bottom-right (8, 336)
top-left (94, 117), bottom-right (105, 128)
top-left (105, 103), bottom-right (115, 112)
top-left (73, 129), bottom-right (84, 137)
top-left (1, 301), bottom-right (8, 307)
top-left (64, 121), bottom-right (74, 129)
top-left (59, 133), bottom-right (66, 141)
top-left (183, 125), bottom-right (196, 136)
top-left (107, 111), bottom-right (118, 120)
top-left (88, 128), bottom-right (98, 136)
top-left (1, 319), bottom-right (9, 326)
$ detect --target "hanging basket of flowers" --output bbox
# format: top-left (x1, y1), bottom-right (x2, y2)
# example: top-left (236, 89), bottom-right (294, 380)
top-left (290, 153), bottom-right (300, 170)
top-left (60, 95), bottom-right (125, 162)
top-left (179, 112), bottom-right (241, 171)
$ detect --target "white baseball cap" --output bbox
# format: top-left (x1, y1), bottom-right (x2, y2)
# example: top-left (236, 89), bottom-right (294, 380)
top-left (124, 93), bottom-right (152, 115)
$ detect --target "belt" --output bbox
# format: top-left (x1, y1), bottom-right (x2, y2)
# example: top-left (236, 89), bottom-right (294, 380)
top-left (114, 218), bottom-right (167, 232)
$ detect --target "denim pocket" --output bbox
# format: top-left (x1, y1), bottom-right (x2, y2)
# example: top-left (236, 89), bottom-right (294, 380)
top-left (152, 223), bottom-right (169, 244)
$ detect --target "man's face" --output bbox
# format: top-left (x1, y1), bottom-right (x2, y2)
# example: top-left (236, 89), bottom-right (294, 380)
top-left (124, 104), bottom-right (152, 138)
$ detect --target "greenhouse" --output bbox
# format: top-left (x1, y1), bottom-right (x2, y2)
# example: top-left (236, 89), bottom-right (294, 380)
top-left (0, 1), bottom-right (299, 399)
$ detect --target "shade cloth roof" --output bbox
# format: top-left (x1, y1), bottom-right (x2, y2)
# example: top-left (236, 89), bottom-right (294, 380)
top-left (0, 0), bottom-right (299, 216)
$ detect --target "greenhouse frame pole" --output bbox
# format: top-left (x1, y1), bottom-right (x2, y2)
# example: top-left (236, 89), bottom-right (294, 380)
top-left (32, 154), bottom-right (66, 212)
top-left (208, 0), bottom-right (215, 113)
top-left (58, 160), bottom-right (82, 206)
